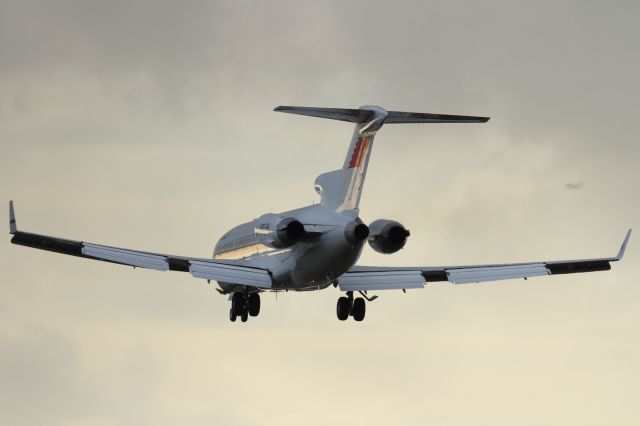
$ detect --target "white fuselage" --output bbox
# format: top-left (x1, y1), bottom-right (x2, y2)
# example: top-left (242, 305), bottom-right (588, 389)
top-left (212, 204), bottom-right (366, 292)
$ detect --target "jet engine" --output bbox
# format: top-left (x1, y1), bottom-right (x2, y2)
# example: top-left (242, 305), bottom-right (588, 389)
top-left (344, 221), bottom-right (370, 244)
top-left (254, 214), bottom-right (306, 248)
top-left (367, 219), bottom-right (410, 254)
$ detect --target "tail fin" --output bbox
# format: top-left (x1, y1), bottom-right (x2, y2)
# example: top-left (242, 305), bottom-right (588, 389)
top-left (274, 105), bottom-right (489, 211)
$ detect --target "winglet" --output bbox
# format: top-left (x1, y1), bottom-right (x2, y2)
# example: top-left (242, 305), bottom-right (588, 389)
top-left (9, 200), bottom-right (17, 234)
top-left (615, 229), bottom-right (632, 260)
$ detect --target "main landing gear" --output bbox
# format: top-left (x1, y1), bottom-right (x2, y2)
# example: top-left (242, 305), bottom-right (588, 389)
top-left (229, 292), bottom-right (260, 322)
top-left (336, 291), bottom-right (366, 321)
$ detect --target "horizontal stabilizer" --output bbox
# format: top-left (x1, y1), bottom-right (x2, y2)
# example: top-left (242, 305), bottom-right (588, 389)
top-left (385, 111), bottom-right (489, 124)
top-left (274, 105), bottom-right (489, 124)
top-left (274, 106), bottom-right (373, 123)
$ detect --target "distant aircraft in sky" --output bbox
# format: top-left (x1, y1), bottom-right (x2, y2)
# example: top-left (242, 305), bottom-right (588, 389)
top-left (9, 105), bottom-right (631, 322)
top-left (566, 181), bottom-right (583, 190)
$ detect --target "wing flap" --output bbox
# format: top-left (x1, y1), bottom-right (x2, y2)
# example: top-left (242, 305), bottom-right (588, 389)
top-left (447, 263), bottom-right (548, 284)
top-left (338, 270), bottom-right (424, 291)
top-left (190, 260), bottom-right (272, 288)
top-left (82, 243), bottom-right (169, 271)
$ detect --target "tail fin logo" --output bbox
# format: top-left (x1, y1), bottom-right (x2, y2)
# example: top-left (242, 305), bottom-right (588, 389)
top-left (348, 136), bottom-right (372, 168)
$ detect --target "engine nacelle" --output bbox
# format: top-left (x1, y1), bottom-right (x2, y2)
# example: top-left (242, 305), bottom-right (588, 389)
top-left (367, 219), bottom-right (410, 254)
top-left (344, 221), bottom-right (370, 244)
top-left (254, 214), bottom-right (306, 248)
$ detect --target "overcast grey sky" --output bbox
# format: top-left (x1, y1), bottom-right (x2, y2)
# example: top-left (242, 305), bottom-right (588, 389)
top-left (1, 1), bottom-right (639, 425)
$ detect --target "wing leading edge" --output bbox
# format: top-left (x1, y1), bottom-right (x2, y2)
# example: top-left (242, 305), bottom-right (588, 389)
top-left (8, 202), bottom-right (272, 289)
top-left (338, 230), bottom-right (631, 291)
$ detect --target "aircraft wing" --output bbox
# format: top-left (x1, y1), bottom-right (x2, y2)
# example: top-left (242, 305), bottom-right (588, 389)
top-left (8, 202), bottom-right (272, 289)
top-left (337, 230), bottom-right (631, 291)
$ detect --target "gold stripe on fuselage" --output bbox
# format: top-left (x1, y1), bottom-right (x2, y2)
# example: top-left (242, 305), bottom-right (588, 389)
top-left (214, 242), bottom-right (276, 260)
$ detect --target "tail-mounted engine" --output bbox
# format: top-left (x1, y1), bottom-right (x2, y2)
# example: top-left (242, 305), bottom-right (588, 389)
top-left (344, 220), bottom-right (370, 244)
top-left (367, 219), bottom-right (410, 254)
top-left (254, 214), bottom-right (306, 248)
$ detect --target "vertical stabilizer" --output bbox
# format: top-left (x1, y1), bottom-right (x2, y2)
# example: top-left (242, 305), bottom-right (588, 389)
top-left (274, 105), bottom-right (489, 212)
top-left (314, 105), bottom-right (387, 211)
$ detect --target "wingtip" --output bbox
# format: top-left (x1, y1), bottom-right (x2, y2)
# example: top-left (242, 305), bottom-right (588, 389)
top-left (616, 228), bottom-right (632, 260)
top-left (9, 200), bottom-right (17, 234)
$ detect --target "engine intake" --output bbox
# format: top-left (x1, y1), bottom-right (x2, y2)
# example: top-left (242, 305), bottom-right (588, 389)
top-left (368, 219), bottom-right (410, 254)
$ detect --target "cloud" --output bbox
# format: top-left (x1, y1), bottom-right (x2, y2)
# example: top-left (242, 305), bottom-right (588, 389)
top-left (1, 1), bottom-right (639, 425)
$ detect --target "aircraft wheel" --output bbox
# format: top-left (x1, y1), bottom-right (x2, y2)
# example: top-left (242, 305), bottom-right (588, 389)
top-left (352, 297), bottom-right (366, 321)
top-left (231, 292), bottom-right (244, 312)
top-left (337, 297), bottom-right (350, 321)
top-left (240, 308), bottom-right (249, 322)
top-left (229, 308), bottom-right (237, 322)
top-left (248, 293), bottom-right (261, 317)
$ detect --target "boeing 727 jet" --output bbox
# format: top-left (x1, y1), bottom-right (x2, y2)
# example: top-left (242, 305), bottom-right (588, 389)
top-left (9, 105), bottom-right (631, 322)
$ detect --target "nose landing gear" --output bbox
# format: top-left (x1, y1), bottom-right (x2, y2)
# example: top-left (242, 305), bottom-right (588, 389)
top-left (229, 292), bottom-right (261, 322)
top-left (336, 291), bottom-right (366, 321)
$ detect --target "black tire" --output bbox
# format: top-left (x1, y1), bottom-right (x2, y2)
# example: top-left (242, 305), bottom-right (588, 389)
top-left (337, 297), bottom-right (350, 321)
top-left (232, 292), bottom-right (244, 312)
top-left (248, 293), bottom-right (261, 317)
top-left (352, 297), bottom-right (366, 321)
top-left (240, 308), bottom-right (249, 322)
top-left (229, 308), bottom-right (237, 322)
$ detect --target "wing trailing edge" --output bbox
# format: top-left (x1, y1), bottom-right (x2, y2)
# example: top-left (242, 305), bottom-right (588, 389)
top-left (8, 201), bottom-right (273, 289)
top-left (341, 229), bottom-right (631, 290)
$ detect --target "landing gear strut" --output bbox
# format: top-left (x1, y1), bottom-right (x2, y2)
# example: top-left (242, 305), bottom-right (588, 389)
top-left (336, 291), bottom-right (366, 321)
top-left (229, 292), bottom-right (261, 322)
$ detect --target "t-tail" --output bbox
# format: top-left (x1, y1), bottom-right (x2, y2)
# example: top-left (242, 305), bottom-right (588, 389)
top-left (274, 105), bottom-right (489, 212)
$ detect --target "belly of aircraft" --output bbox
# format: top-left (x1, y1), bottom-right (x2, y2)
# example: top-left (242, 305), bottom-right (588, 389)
top-left (217, 236), bottom-right (363, 292)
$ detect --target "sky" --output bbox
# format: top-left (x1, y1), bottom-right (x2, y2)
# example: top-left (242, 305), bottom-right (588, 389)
top-left (1, 0), bottom-right (639, 425)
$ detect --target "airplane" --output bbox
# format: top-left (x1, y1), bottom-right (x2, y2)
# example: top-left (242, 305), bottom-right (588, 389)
top-left (9, 105), bottom-right (632, 322)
